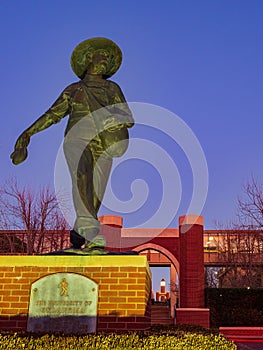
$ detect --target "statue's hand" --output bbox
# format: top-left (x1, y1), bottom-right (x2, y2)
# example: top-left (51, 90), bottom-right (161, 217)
top-left (10, 147), bottom-right (28, 165)
top-left (104, 117), bottom-right (125, 132)
top-left (10, 132), bottom-right (30, 165)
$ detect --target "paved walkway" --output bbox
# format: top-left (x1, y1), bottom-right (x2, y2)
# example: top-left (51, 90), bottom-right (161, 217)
top-left (236, 342), bottom-right (263, 350)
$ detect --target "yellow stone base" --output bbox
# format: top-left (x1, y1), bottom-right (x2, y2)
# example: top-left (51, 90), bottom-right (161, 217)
top-left (0, 256), bottom-right (152, 332)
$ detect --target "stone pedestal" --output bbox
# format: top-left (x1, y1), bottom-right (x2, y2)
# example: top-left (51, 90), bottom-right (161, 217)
top-left (0, 256), bottom-right (151, 333)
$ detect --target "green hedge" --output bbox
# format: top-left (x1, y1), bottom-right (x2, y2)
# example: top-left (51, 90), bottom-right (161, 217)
top-left (0, 326), bottom-right (236, 350)
top-left (205, 288), bottom-right (263, 327)
top-left (0, 332), bottom-right (236, 350)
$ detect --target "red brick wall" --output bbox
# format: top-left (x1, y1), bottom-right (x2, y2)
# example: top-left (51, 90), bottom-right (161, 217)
top-left (220, 327), bottom-right (263, 341)
top-left (176, 308), bottom-right (210, 328)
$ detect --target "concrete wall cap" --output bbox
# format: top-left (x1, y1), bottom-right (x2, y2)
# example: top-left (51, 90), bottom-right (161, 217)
top-left (179, 215), bottom-right (204, 226)
top-left (176, 308), bottom-right (210, 311)
top-left (98, 215), bottom-right (123, 227)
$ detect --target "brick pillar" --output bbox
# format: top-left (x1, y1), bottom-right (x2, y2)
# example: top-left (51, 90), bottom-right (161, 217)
top-left (179, 215), bottom-right (204, 308)
top-left (99, 215), bottom-right (123, 252)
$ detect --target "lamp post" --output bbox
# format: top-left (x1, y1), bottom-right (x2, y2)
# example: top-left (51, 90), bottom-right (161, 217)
top-left (160, 278), bottom-right (166, 294)
top-left (156, 278), bottom-right (170, 302)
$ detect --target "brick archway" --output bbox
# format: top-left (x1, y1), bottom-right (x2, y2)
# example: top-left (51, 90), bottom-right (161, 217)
top-left (133, 243), bottom-right (179, 317)
top-left (132, 242), bottom-right (180, 276)
top-left (100, 214), bottom-right (205, 309)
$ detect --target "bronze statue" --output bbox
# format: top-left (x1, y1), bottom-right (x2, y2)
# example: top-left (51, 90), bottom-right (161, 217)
top-left (11, 38), bottom-right (134, 254)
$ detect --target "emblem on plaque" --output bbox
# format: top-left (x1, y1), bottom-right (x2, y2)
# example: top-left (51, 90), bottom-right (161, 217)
top-left (58, 278), bottom-right (69, 297)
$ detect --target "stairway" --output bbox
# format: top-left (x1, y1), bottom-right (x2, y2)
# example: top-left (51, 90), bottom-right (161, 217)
top-left (151, 304), bottom-right (174, 325)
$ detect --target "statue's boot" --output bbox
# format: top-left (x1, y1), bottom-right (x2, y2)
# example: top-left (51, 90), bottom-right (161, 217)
top-left (70, 229), bottom-right (86, 249)
top-left (82, 234), bottom-right (108, 255)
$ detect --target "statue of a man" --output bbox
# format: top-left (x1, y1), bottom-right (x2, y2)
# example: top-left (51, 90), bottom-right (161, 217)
top-left (10, 38), bottom-right (134, 254)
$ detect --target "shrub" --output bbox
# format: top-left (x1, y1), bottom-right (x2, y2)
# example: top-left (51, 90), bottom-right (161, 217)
top-left (206, 288), bottom-right (263, 327)
top-left (0, 330), bottom-right (236, 350)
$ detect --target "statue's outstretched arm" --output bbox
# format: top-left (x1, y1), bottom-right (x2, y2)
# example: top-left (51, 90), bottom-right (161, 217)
top-left (11, 86), bottom-right (72, 165)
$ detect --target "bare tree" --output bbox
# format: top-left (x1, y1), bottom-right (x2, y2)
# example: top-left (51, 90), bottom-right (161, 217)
top-left (0, 178), bottom-right (70, 254)
top-left (204, 266), bottom-right (220, 288)
top-left (169, 281), bottom-right (179, 308)
top-left (237, 176), bottom-right (263, 229)
top-left (215, 229), bottom-right (263, 288)
top-left (206, 226), bottom-right (263, 288)
top-left (205, 177), bottom-right (263, 288)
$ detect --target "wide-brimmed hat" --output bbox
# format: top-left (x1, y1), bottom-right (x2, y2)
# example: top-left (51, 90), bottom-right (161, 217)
top-left (70, 37), bottom-right (122, 79)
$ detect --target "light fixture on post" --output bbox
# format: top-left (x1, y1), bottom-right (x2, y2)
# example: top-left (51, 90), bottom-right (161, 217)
top-left (156, 278), bottom-right (170, 302)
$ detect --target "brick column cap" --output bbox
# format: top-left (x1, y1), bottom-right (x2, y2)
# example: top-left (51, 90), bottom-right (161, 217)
top-left (179, 214), bottom-right (203, 226)
top-left (176, 308), bottom-right (210, 311)
top-left (98, 215), bottom-right (123, 228)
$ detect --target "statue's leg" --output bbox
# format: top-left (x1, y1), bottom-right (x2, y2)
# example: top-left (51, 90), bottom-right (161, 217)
top-left (63, 139), bottom-right (100, 247)
top-left (91, 143), bottom-right (113, 214)
top-left (81, 141), bottom-right (113, 252)
top-left (75, 144), bottom-right (104, 242)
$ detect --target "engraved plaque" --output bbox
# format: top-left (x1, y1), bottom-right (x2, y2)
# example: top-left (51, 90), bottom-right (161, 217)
top-left (27, 273), bottom-right (98, 334)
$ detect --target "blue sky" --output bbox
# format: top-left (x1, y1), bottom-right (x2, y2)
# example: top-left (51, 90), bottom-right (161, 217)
top-left (1, 0), bottom-right (263, 231)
